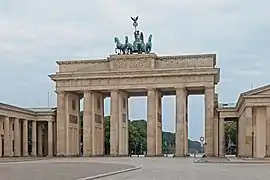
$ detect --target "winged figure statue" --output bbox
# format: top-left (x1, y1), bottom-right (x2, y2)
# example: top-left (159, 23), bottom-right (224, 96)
top-left (113, 16), bottom-right (153, 55)
top-left (130, 16), bottom-right (139, 28)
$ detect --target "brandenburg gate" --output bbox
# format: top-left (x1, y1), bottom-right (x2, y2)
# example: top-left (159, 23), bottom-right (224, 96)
top-left (49, 17), bottom-right (220, 157)
top-left (50, 52), bottom-right (219, 157)
top-left (1, 17), bottom-right (270, 158)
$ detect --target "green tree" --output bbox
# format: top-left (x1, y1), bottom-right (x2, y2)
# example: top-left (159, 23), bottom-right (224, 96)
top-left (104, 116), bottom-right (110, 155)
top-left (80, 112), bottom-right (201, 155)
top-left (129, 120), bottom-right (147, 154)
top-left (224, 121), bottom-right (237, 151)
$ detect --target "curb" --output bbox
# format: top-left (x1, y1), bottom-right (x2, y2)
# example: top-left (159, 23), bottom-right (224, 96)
top-left (76, 166), bottom-right (141, 180)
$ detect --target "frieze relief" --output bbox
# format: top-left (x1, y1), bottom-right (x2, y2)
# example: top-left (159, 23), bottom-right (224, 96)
top-left (157, 54), bottom-right (215, 60)
top-left (69, 114), bottom-right (78, 124)
top-left (111, 59), bottom-right (152, 70)
top-left (94, 113), bottom-right (102, 124)
top-left (122, 113), bottom-right (127, 123)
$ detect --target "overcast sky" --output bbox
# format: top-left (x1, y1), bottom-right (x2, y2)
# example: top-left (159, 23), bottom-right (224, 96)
top-left (1, 0), bottom-right (269, 140)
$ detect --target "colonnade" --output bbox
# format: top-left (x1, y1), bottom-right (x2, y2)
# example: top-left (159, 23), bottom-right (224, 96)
top-left (55, 85), bottom-right (216, 157)
top-left (0, 116), bottom-right (53, 157)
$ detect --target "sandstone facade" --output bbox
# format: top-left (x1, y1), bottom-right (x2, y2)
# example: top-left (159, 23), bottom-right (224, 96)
top-left (1, 53), bottom-right (269, 158)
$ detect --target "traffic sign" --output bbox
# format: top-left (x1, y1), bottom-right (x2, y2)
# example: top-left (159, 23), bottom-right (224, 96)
top-left (200, 136), bottom-right (205, 142)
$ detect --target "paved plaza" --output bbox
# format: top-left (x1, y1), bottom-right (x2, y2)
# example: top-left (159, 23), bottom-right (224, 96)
top-left (1, 157), bottom-right (270, 180)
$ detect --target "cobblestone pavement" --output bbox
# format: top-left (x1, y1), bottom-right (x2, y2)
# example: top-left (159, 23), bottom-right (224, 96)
top-left (0, 158), bottom-right (135, 180)
top-left (1, 157), bottom-right (270, 180)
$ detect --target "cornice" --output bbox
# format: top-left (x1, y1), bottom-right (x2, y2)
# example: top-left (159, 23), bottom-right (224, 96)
top-left (157, 53), bottom-right (216, 61)
top-left (0, 103), bottom-right (56, 119)
top-left (0, 102), bottom-right (36, 115)
top-left (55, 53), bottom-right (217, 65)
top-left (50, 68), bottom-right (219, 81)
top-left (56, 59), bottom-right (108, 65)
top-left (109, 53), bottom-right (157, 60)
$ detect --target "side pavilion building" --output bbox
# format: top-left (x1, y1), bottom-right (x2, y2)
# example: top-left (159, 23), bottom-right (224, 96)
top-left (218, 84), bottom-right (270, 158)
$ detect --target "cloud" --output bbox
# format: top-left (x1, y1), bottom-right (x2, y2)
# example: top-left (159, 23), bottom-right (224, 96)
top-left (0, 0), bottom-right (269, 139)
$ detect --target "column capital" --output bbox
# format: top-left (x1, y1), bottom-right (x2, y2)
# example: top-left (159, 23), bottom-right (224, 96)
top-left (245, 106), bottom-right (253, 117)
top-left (56, 91), bottom-right (66, 95)
top-left (175, 87), bottom-right (188, 96)
top-left (204, 85), bottom-right (215, 89)
top-left (83, 91), bottom-right (92, 97)
top-left (83, 90), bottom-right (92, 94)
top-left (175, 85), bottom-right (186, 90)
top-left (266, 106), bottom-right (270, 118)
top-left (219, 117), bottom-right (225, 121)
top-left (110, 89), bottom-right (119, 93)
top-left (147, 88), bottom-right (156, 92)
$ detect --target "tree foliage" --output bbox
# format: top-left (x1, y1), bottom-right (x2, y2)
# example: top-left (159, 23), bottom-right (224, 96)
top-left (224, 121), bottom-right (237, 147)
top-left (80, 113), bottom-right (201, 154)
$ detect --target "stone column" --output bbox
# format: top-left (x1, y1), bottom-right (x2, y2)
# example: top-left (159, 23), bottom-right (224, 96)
top-left (266, 107), bottom-right (270, 156)
top-left (44, 125), bottom-right (48, 156)
top-left (118, 91), bottom-right (129, 156)
top-left (125, 96), bottom-right (129, 156)
top-left (245, 107), bottom-right (253, 157)
top-left (4, 116), bottom-right (11, 157)
top-left (175, 88), bottom-right (187, 156)
top-left (53, 121), bottom-right (57, 156)
top-left (213, 110), bottom-right (219, 157)
top-left (147, 88), bottom-right (156, 156)
top-left (83, 91), bottom-right (93, 156)
top-left (219, 118), bottom-right (225, 157)
top-left (14, 118), bottom-right (21, 156)
top-left (185, 119), bottom-right (188, 155)
top-left (31, 121), bottom-right (37, 156)
top-left (48, 121), bottom-right (53, 156)
top-left (110, 90), bottom-right (119, 156)
top-left (38, 123), bottom-right (43, 156)
top-left (204, 86), bottom-right (214, 156)
top-left (184, 95), bottom-right (188, 155)
top-left (22, 120), bottom-right (28, 156)
top-left (56, 91), bottom-right (67, 156)
top-left (9, 120), bottom-right (13, 155)
top-left (0, 118), bottom-right (3, 157)
top-left (101, 97), bottom-right (105, 156)
top-left (155, 90), bottom-right (163, 156)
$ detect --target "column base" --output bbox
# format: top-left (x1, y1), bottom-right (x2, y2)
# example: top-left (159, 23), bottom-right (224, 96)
top-left (90, 154), bottom-right (106, 157)
top-left (173, 154), bottom-right (191, 158)
top-left (118, 154), bottom-right (130, 157)
top-left (107, 154), bottom-right (130, 157)
top-left (56, 154), bottom-right (66, 157)
top-left (83, 154), bottom-right (92, 157)
top-left (108, 154), bottom-right (120, 157)
top-left (145, 154), bottom-right (164, 157)
top-left (3, 155), bottom-right (13, 157)
top-left (12, 155), bottom-right (22, 157)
